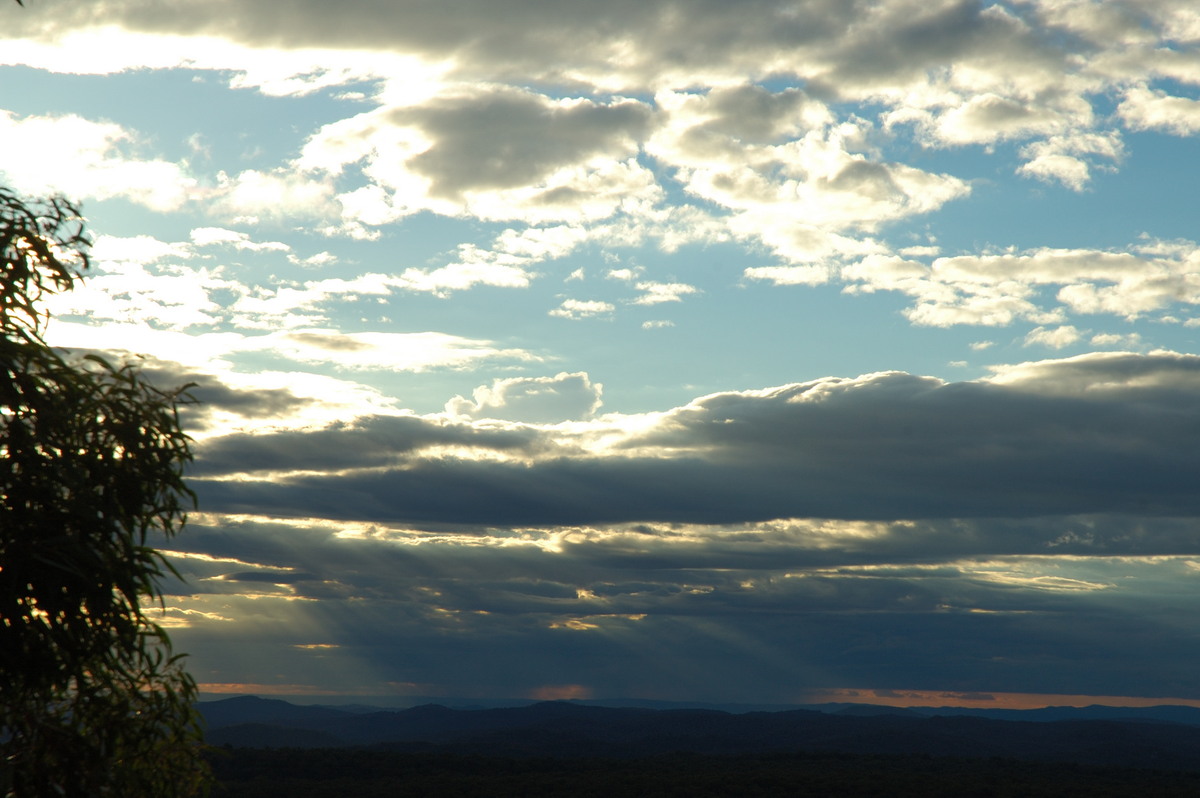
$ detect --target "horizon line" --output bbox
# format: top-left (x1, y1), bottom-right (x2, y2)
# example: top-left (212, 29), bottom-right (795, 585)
top-left (196, 683), bottom-right (1200, 711)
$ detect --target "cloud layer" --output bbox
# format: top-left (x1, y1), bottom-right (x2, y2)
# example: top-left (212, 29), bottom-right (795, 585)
top-left (159, 351), bottom-right (1200, 701)
top-left (188, 352), bottom-right (1200, 526)
top-left (9, 0), bottom-right (1200, 705)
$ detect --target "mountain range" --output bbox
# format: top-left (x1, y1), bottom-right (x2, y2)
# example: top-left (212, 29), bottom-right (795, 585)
top-left (199, 696), bottom-right (1200, 771)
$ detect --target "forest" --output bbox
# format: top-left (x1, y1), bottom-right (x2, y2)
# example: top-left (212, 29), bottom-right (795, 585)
top-left (208, 747), bottom-right (1200, 797)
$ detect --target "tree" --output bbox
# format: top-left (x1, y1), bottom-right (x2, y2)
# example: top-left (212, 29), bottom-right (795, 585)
top-left (0, 188), bottom-right (211, 796)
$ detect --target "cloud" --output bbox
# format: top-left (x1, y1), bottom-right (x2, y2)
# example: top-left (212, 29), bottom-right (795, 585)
top-left (987, 349), bottom-right (1200, 395)
top-left (92, 234), bottom-right (194, 263)
top-left (0, 0), bottom-right (1098, 106)
top-left (922, 93), bottom-right (1074, 146)
top-left (1024, 325), bottom-right (1082, 349)
top-left (4, 0), bottom-right (1191, 169)
top-left (44, 232), bottom-right (366, 334)
top-left (10, 0), bottom-right (1192, 326)
top-left (745, 265), bottom-right (831, 286)
top-left (191, 414), bottom-right (544, 478)
top-left (45, 350), bottom-right (407, 438)
top-left (648, 88), bottom-right (970, 247)
top-left (15, 0), bottom-right (1200, 704)
top-left (389, 244), bottom-right (536, 295)
top-left (356, 224), bottom-right (604, 298)
top-left (41, 233), bottom-right (343, 335)
top-left (1091, 331), bottom-right (1142, 348)
top-left (302, 86), bottom-right (659, 224)
top-left (841, 241), bottom-right (1200, 327)
top-left (0, 109), bottom-right (341, 227)
top-left (1017, 131), bottom-right (1123, 191)
top-left (191, 352), bottom-right (1200, 527)
top-left (630, 281), bottom-right (699, 305)
top-left (549, 299), bottom-right (615, 320)
top-left (0, 110), bottom-right (196, 210)
top-left (230, 274), bottom-right (401, 327)
top-left (446, 372), bottom-right (604, 423)
top-left (49, 244), bottom-right (405, 334)
top-left (394, 89), bottom-right (651, 199)
top-left (1119, 86), bottom-right (1200, 135)
top-left (12, 0), bottom-right (1139, 270)
top-left (606, 267), bottom-right (641, 282)
top-left (165, 512), bottom-right (1200, 627)
top-left (0, 1), bottom-right (864, 89)
top-left (151, 346), bottom-right (1200, 700)
top-left (237, 329), bottom-right (541, 372)
top-left (161, 505), bottom-right (1200, 700)
top-left (190, 226), bottom-right (291, 253)
top-left (44, 236), bottom-right (237, 331)
top-left (213, 168), bottom-right (339, 223)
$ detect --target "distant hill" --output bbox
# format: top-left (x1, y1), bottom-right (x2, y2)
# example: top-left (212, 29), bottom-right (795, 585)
top-left (912, 703), bottom-right (1200, 726)
top-left (199, 696), bottom-right (1200, 770)
top-left (200, 695), bottom-right (353, 730)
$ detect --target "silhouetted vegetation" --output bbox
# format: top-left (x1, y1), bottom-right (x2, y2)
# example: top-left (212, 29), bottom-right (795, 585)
top-left (201, 699), bottom-right (1200, 796)
top-left (199, 697), bottom-right (1200, 771)
top-left (0, 186), bottom-right (209, 795)
top-left (208, 747), bottom-right (1200, 797)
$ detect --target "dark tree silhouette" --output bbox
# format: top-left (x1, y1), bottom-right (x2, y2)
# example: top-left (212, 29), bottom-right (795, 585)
top-left (0, 188), bottom-right (210, 796)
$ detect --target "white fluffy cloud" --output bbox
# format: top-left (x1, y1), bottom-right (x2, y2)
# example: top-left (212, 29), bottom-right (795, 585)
top-left (744, 264), bottom-right (831, 286)
top-left (213, 168), bottom-right (339, 223)
top-left (549, 299), bottom-right (615, 320)
top-left (446, 372), bottom-right (603, 423)
top-left (190, 227), bottom-right (291, 252)
top-left (648, 88), bottom-right (970, 249)
top-left (238, 329), bottom-right (540, 372)
top-left (1017, 132), bottom-right (1123, 190)
top-left (839, 241), bottom-right (1200, 327)
top-left (8, 0), bottom-right (1195, 328)
top-left (44, 234), bottom-right (235, 330)
top-left (301, 86), bottom-right (659, 225)
top-left (1024, 325), bottom-right (1083, 349)
top-left (1119, 86), bottom-right (1200, 135)
top-left (0, 110), bottom-right (196, 210)
top-left (630, 281), bottom-right (699, 305)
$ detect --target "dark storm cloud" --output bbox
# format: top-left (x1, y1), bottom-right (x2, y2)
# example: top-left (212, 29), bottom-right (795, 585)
top-left (193, 353), bottom-right (1200, 526)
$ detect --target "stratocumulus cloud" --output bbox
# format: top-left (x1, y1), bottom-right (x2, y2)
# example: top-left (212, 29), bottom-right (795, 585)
top-left (191, 353), bottom-right (1200, 525)
top-left (11, 0), bottom-right (1200, 706)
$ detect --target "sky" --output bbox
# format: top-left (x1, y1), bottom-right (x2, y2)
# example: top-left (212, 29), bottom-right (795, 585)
top-left (7, 0), bottom-right (1200, 709)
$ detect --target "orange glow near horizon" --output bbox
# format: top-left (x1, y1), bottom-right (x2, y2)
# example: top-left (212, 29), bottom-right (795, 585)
top-left (801, 688), bottom-right (1200, 710)
top-left (526, 684), bottom-right (595, 701)
top-left (198, 683), bottom-right (359, 696)
top-left (197, 682), bottom-right (1200, 709)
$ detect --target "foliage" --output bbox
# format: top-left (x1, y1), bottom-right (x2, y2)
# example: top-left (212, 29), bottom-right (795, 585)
top-left (208, 748), bottom-right (1200, 798)
top-left (0, 188), bottom-right (210, 796)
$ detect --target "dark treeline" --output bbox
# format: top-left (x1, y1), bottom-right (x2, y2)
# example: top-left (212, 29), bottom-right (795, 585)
top-left (208, 747), bottom-right (1200, 797)
top-left (199, 697), bottom-right (1200, 767)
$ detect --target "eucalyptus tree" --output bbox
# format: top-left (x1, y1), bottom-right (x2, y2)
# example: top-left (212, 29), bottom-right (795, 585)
top-left (0, 188), bottom-right (210, 796)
